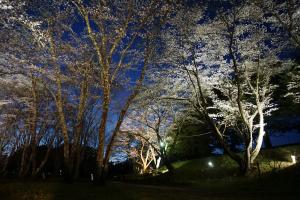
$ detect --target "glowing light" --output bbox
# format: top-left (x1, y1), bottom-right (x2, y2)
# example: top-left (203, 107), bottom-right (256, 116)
top-left (160, 141), bottom-right (165, 147)
top-left (161, 169), bottom-right (169, 174)
top-left (291, 155), bottom-right (296, 164)
top-left (208, 161), bottom-right (214, 167)
top-left (90, 173), bottom-right (94, 181)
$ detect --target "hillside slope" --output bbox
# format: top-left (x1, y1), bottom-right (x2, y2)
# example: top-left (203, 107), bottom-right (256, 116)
top-left (167, 144), bottom-right (300, 181)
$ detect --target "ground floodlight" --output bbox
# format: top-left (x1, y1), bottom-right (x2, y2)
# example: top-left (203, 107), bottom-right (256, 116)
top-left (208, 161), bottom-right (214, 167)
top-left (90, 173), bottom-right (94, 181)
top-left (160, 141), bottom-right (165, 147)
top-left (291, 155), bottom-right (296, 164)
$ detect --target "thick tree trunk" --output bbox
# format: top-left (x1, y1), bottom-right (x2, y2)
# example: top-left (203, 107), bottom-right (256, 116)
top-left (96, 114), bottom-right (108, 182)
top-left (56, 85), bottom-right (71, 181)
top-left (250, 106), bottom-right (265, 163)
top-left (28, 76), bottom-right (38, 175)
top-left (96, 82), bottom-right (110, 183)
top-left (238, 159), bottom-right (248, 176)
top-left (94, 51), bottom-right (112, 183)
top-left (56, 95), bottom-right (71, 181)
top-left (244, 140), bottom-right (252, 176)
top-left (71, 70), bottom-right (88, 180)
top-left (163, 155), bottom-right (174, 174)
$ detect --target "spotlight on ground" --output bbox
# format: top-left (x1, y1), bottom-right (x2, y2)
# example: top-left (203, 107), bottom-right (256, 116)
top-left (208, 161), bottom-right (214, 167)
top-left (160, 141), bottom-right (165, 148)
top-left (291, 155), bottom-right (296, 164)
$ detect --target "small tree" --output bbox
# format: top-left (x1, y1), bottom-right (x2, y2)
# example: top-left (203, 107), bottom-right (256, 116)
top-left (121, 98), bottom-right (176, 173)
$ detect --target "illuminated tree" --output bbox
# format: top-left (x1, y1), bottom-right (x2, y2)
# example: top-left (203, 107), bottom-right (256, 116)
top-left (159, 2), bottom-right (288, 174)
top-left (1, 0), bottom-right (175, 180)
top-left (71, 0), bottom-right (175, 181)
top-left (0, 0), bottom-right (94, 180)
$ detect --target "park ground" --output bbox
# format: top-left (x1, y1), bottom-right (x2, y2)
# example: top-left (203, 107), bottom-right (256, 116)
top-left (1, 145), bottom-right (300, 200)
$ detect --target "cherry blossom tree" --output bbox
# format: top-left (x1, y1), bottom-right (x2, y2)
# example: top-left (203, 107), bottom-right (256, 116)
top-left (115, 130), bottom-right (158, 174)
top-left (0, 0), bottom-right (94, 179)
top-left (1, 0), bottom-right (175, 180)
top-left (70, 0), bottom-right (175, 181)
top-left (119, 87), bottom-right (180, 173)
top-left (158, 2), bottom-right (288, 174)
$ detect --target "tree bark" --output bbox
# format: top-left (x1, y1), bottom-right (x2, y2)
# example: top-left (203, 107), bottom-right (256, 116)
top-left (96, 70), bottom-right (110, 182)
top-left (24, 75), bottom-right (38, 176)
top-left (49, 29), bottom-right (71, 182)
top-left (250, 106), bottom-right (266, 163)
top-left (71, 66), bottom-right (89, 180)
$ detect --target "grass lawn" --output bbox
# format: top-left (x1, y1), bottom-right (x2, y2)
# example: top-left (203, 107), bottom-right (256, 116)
top-left (1, 145), bottom-right (300, 200)
top-left (1, 164), bottom-right (300, 200)
top-left (0, 175), bottom-right (299, 200)
top-left (164, 144), bottom-right (300, 181)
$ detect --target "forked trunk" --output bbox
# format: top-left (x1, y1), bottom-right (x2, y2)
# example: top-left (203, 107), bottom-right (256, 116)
top-left (250, 106), bottom-right (265, 163)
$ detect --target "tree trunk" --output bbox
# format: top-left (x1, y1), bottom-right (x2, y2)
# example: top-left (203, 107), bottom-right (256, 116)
top-left (49, 23), bottom-right (72, 182)
top-left (243, 142), bottom-right (252, 176)
top-left (73, 147), bottom-right (82, 180)
top-left (95, 59), bottom-right (111, 182)
top-left (33, 136), bottom-right (54, 177)
top-left (57, 97), bottom-right (71, 181)
top-left (71, 69), bottom-right (89, 180)
top-left (57, 81), bottom-right (71, 181)
top-left (19, 142), bottom-right (30, 177)
top-left (250, 106), bottom-right (265, 163)
top-left (2, 137), bottom-right (20, 176)
top-left (206, 113), bottom-right (244, 171)
top-left (28, 75), bottom-right (38, 175)
top-left (96, 106), bottom-right (109, 183)
top-left (0, 156), bottom-right (9, 176)
top-left (163, 156), bottom-right (174, 174)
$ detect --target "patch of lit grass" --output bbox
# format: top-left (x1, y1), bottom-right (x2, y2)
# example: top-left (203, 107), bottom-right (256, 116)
top-left (165, 144), bottom-right (300, 181)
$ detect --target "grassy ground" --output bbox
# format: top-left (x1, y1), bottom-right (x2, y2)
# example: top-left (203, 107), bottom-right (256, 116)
top-left (0, 168), bottom-right (299, 200)
top-left (164, 144), bottom-right (300, 182)
top-left (1, 145), bottom-right (300, 200)
top-left (0, 173), bottom-right (299, 200)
